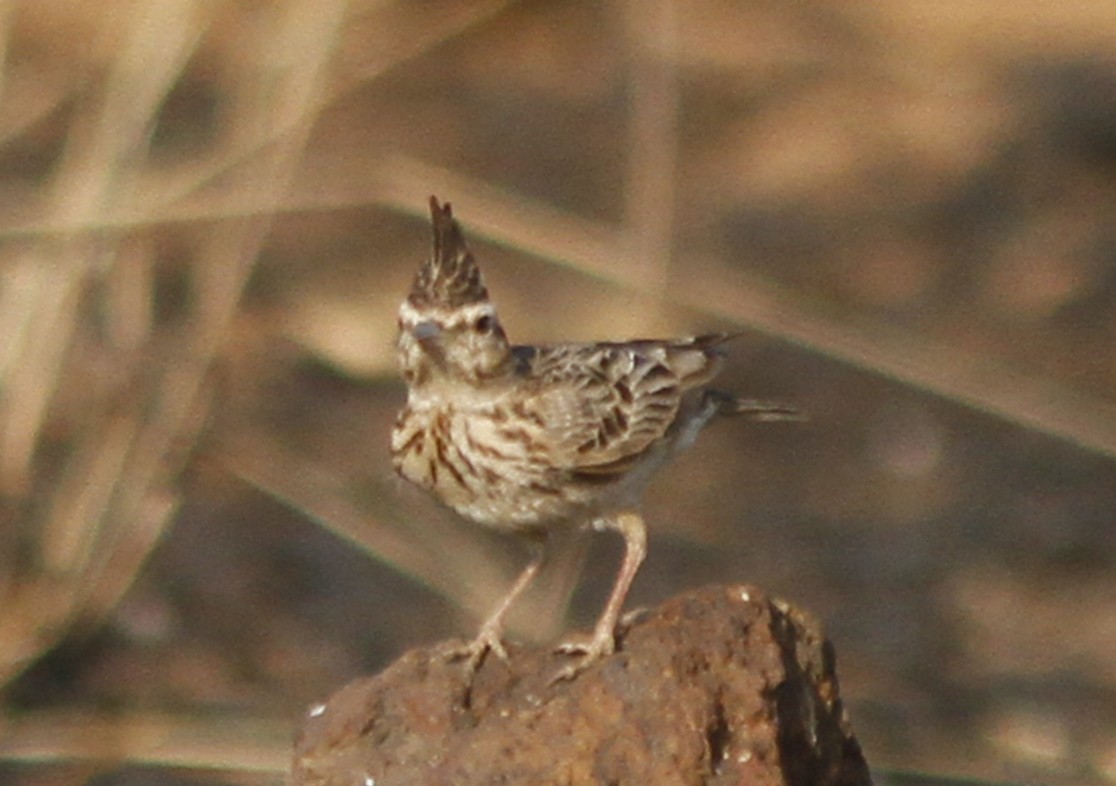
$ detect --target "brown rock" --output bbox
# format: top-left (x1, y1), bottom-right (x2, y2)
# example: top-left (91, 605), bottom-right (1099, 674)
top-left (292, 584), bottom-right (873, 786)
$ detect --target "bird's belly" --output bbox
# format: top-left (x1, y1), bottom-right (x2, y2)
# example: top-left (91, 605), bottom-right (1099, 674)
top-left (392, 404), bottom-right (591, 531)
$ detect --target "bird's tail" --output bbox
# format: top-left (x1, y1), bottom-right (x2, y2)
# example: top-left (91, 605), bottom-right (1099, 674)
top-left (703, 390), bottom-right (804, 421)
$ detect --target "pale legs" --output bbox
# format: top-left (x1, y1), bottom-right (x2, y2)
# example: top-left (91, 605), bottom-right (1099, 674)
top-left (450, 545), bottom-right (546, 673)
top-left (450, 511), bottom-right (648, 683)
top-left (554, 510), bottom-right (647, 682)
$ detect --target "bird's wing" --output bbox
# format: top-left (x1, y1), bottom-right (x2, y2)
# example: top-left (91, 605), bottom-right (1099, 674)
top-left (521, 335), bottom-right (727, 478)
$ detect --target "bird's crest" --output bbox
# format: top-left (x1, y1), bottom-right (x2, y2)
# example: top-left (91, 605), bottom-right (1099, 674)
top-left (409, 196), bottom-right (489, 308)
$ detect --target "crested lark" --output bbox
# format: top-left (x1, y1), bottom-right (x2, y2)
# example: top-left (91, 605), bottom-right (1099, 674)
top-left (392, 197), bottom-right (795, 681)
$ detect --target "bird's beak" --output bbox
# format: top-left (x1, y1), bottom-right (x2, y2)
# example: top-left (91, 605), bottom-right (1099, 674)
top-left (412, 320), bottom-right (441, 343)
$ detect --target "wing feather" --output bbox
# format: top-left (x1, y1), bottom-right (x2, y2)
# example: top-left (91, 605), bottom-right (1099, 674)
top-left (518, 335), bottom-right (728, 477)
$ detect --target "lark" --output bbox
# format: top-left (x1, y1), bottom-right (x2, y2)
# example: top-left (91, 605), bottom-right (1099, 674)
top-left (392, 196), bottom-right (796, 681)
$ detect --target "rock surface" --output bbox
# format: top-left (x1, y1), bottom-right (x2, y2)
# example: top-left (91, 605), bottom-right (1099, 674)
top-left (291, 584), bottom-right (873, 786)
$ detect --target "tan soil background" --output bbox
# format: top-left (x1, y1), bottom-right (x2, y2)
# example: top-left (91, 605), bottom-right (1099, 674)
top-left (1, 1), bottom-right (1115, 784)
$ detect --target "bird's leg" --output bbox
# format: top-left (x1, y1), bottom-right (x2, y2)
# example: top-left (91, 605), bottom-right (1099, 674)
top-left (553, 510), bottom-right (646, 682)
top-left (447, 544), bottom-right (545, 675)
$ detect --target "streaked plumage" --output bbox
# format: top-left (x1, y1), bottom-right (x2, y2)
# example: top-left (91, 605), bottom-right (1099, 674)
top-left (392, 196), bottom-right (795, 681)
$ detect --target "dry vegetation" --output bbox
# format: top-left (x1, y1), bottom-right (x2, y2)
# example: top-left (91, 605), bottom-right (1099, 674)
top-left (1, 1), bottom-right (1115, 784)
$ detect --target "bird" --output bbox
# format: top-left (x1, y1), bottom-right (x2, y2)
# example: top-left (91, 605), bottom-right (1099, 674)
top-left (391, 196), bottom-right (797, 682)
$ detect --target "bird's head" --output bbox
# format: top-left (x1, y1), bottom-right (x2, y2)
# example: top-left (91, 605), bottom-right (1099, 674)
top-left (396, 197), bottom-right (512, 388)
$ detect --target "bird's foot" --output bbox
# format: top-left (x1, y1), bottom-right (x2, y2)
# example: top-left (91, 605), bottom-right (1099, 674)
top-left (551, 627), bottom-right (616, 684)
top-left (444, 620), bottom-right (510, 676)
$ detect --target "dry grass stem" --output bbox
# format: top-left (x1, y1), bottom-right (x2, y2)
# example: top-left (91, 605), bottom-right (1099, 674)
top-left (0, 709), bottom-right (288, 775)
top-left (622, 0), bottom-right (680, 293)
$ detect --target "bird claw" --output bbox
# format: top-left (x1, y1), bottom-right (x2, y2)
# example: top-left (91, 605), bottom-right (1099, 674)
top-left (550, 629), bottom-right (616, 683)
top-left (445, 623), bottom-right (510, 675)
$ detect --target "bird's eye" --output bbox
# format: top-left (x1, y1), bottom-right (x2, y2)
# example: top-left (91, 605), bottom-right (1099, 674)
top-left (474, 315), bottom-right (494, 334)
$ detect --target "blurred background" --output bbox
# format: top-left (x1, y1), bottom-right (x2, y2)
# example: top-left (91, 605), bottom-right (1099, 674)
top-left (1, 1), bottom-right (1115, 784)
